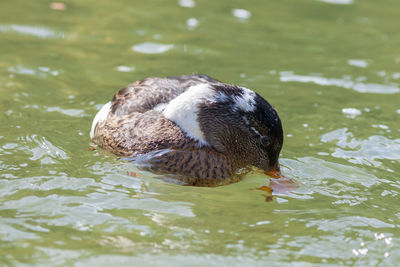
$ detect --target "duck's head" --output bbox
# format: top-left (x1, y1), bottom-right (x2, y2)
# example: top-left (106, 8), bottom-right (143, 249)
top-left (162, 82), bottom-right (283, 174)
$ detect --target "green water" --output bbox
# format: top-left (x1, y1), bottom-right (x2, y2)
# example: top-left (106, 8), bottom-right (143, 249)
top-left (1, 0), bottom-right (400, 265)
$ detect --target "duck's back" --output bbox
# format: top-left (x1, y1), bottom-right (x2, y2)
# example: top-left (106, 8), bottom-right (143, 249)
top-left (90, 74), bottom-right (221, 157)
top-left (110, 74), bottom-right (221, 116)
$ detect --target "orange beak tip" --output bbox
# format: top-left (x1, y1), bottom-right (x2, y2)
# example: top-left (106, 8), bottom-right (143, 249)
top-left (264, 170), bottom-right (281, 179)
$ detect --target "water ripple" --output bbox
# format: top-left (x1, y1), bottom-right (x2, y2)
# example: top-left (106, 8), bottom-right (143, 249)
top-left (132, 42), bottom-right (174, 54)
top-left (8, 65), bottom-right (59, 78)
top-left (0, 24), bottom-right (64, 39)
top-left (186, 18), bottom-right (199, 30)
top-left (318, 0), bottom-right (354, 4)
top-left (342, 108), bottom-right (362, 118)
top-left (46, 107), bottom-right (86, 117)
top-left (232, 9), bottom-right (251, 21)
top-left (321, 128), bottom-right (400, 167)
top-left (16, 135), bottom-right (70, 164)
top-left (348, 59), bottom-right (369, 68)
top-left (178, 0), bottom-right (195, 8)
top-left (279, 71), bottom-right (399, 94)
top-left (116, 66), bottom-right (135, 72)
top-left (284, 157), bottom-right (378, 188)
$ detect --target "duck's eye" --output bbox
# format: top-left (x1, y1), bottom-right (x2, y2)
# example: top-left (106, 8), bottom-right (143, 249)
top-left (260, 136), bottom-right (270, 147)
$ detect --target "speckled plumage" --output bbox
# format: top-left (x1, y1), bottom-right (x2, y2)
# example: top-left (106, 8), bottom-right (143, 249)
top-left (91, 74), bottom-right (283, 186)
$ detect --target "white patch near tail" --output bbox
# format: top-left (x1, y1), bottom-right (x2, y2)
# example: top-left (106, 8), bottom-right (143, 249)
top-left (163, 84), bottom-right (216, 145)
top-left (233, 87), bottom-right (256, 112)
top-left (90, 101), bottom-right (112, 139)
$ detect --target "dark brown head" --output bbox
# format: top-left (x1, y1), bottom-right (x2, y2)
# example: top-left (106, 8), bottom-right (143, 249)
top-left (195, 84), bottom-right (283, 173)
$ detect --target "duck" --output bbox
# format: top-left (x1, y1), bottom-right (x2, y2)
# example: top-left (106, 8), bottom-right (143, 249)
top-left (90, 74), bottom-right (283, 186)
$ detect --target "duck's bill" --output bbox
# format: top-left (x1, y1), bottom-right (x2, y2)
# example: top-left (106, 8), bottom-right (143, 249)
top-left (264, 168), bottom-right (281, 178)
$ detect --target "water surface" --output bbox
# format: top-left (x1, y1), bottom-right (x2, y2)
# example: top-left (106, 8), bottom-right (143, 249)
top-left (1, 0), bottom-right (400, 265)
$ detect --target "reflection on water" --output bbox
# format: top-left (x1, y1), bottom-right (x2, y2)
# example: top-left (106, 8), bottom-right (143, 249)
top-left (0, 24), bottom-right (64, 39)
top-left (116, 66), bottom-right (135, 72)
top-left (8, 65), bottom-right (59, 78)
top-left (318, 0), bottom-right (354, 4)
top-left (186, 18), bottom-right (199, 30)
top-left (342, 108), bottom-right (362, 118)
top-left (347, 59), bottom-right (369, 68)
top-left (322, 128), bottom-right (400, 168)
top-left (132, 42), bottom-right (174, 54)
top-left (178, 0), bottom-right (196, 8)
top-left (232, 9), bottom-right (251, 21)
top-left (46, 106), bottom-right (86, 117)
top-left (280, 71), bottom-right (400, 94)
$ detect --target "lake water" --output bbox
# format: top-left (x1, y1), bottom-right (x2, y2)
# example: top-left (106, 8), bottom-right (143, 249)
top-left (1, 0), bottom-right (399, 265)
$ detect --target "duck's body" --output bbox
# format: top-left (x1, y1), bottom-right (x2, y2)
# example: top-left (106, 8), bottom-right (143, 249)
top-left (90, 74), bottom-right (283, 186)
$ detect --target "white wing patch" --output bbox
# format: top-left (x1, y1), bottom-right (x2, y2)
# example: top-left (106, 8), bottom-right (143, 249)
top-left (152, 102), bottom-right (168, 112)
top-left (163, 84), bottom-right (216, 145)
top-left (233, 86), bottom-right (256, 112)
top-left (90, 101), bottom-right (112, 139)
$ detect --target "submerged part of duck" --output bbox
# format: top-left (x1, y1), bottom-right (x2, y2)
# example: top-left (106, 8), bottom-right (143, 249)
top-left (90, 74), bottom-right (283, 186)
